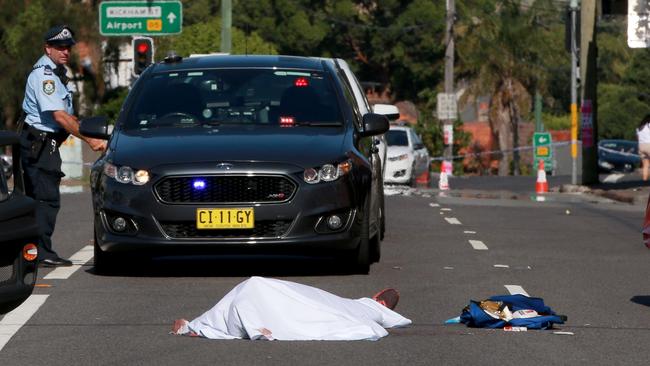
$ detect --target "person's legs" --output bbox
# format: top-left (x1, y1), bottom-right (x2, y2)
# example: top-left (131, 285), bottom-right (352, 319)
top-left (643, 158), bottom-right (649, 181)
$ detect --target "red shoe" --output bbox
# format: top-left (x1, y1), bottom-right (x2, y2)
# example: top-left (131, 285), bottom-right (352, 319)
top-left (372, 288), bottom-right (400, 310)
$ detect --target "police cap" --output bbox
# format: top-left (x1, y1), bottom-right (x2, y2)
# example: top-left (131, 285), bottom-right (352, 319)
top-left (44, 25), bottom-right (76, 47)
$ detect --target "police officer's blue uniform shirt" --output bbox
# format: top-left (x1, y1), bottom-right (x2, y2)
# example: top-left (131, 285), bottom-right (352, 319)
top-left (22, 55), bottom-right (74, 133)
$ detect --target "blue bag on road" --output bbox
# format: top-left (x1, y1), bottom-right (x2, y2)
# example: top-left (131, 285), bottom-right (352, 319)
top-left (459, 294), bottom-right (566, 329)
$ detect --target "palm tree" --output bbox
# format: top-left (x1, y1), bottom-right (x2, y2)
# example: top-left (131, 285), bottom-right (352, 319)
top-left (457, 0), bottom-right (563, 175)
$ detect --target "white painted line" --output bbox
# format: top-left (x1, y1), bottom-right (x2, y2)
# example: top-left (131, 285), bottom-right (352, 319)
top-left (504, 285), bottom-right (530, 297)
top-left (464, 230), bottom-right (476, 234)
top-left (445, 217), bottom-right (462, 225)
top-left (429, 203), bottom-right (440, 207)
top-left (493, 264), bottom-right (509, 268)
top-left (44, 245), bottom-right (94, 280)
top-left (443, 266), bottom-right (454, 270)
top-left (440, 208), bottom-right (452, 211)
top-left (60, 185), bottom-right (83, 194)
top-left (469, 240), bottom-right (488, 250)
top-left (0, 295), bottom-right (49, 351)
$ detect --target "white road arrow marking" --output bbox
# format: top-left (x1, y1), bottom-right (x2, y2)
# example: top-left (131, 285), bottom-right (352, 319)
top-left (167, 12), bottom-right (177, 24)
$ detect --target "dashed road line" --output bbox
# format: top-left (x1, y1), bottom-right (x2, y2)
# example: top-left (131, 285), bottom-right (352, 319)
top-left (464, 230), bottom-right (476, 234)
top-left (440, 208), bottom-right (452, 211)
top-left (0, 295), bottom-right (49, 351)
top-left (429, 203), bottom-right (440, 207)
top-left (493, 264), bottom-right (509, 268)
top-left (44, 245), bottom-right (94, 280)
top-left (504, 285), bottom-right (530, 296)
top-left (445, 217), bottom-right (462, 225)
top-left (469, 240), bottom-right (488, 250)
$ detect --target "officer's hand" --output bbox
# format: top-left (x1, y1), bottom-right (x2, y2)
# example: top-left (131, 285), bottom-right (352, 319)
top-left (87, 138), bottom-right (107, 152)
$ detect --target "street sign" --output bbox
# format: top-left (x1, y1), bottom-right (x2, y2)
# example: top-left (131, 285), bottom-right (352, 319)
top-left (436, 93), bottom-right (457, 120)
top-left (628, 0), bottom-right (650, 48)
top-left (533, 132), bottom-right (553, 172)
top-left (99, 1), bottom-right (182, 36)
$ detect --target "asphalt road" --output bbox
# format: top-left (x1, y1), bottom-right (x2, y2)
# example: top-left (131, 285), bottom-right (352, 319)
top-left (1, 188), bottom-right (649, 365)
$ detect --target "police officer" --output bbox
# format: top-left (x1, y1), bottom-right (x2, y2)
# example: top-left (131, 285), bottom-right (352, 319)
top-left (20, 25), bottom-right (106, 267)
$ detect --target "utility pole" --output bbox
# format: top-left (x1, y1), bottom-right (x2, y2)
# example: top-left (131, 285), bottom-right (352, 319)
top-left (570, 0), bottom-right (579, 185)
top-left (580, 0), bottom-right (598, 184)
top-left (442, 0), bottom-right (455, 176)
top-left (220, 0), bottom-right (232, 54)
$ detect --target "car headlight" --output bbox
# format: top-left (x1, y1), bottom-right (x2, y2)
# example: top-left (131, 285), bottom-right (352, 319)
top-left (304, 160), bottom-right (352, 184)
top-left (103, 162), bottom-right (150, 185)
top-left (388, 154), bottom-right (409, 162)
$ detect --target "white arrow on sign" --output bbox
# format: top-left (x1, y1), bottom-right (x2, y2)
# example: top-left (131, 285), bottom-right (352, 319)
top-left (538, 136), bottom-right (548, 144)
top-left (167, 12), bottom-right (177, 24)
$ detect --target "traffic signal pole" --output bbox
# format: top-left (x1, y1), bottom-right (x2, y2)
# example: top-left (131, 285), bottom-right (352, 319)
top-left (443, 0), bottom-right (455, 175)
top-left (570, 0), bottom-right (578, 185)
top-left (220, 0), bottom-right (232, 54)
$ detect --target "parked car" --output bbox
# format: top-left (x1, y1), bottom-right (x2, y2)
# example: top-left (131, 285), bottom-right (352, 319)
top-left (598, 139), bottom-right (640, 173)
top-left (644, 193), bottom-right (650, 249)
top-left (383, 125), bottom-right (431, 185)
top-left (0, 131), bottom-right (39, 314)
top-left (80, 55), bottom-right (389, 274)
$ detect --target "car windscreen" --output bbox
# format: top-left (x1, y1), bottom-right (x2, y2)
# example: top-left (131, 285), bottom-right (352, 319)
top-left (125, 68), bottom-right (343, 129)
top-left (385, 130), bottom-right (409, 146)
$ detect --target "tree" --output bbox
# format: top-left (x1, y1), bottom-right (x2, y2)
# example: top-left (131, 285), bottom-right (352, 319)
top-left (456, 0), bottom-right (566, 175)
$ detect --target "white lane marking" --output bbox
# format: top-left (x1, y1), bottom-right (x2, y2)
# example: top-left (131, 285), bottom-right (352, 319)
top-left (0, 295), bottom-right (49, 351)
top-left (44, 245), bottom-right (94, 280)
top-left (440, 208), bottom-right (452, 211)
top-left (443, 266), bottom-right (454, 270)
top-left (504, 285), bottom-right (530, 297)
top-left (445, 217), bottom-right (462, 225)
top-left (469, 240), bottom-right (488, 250)
top-left (60, 185), bottom-right (83, 194)
top-left (464, 230), bottom-right (476, 234)
top-left (602, 173), bottom-right (624, 183)
top-left (493, 264), bottom-right (509, 268)
top-left (429, 203), bottom-right (440, 207)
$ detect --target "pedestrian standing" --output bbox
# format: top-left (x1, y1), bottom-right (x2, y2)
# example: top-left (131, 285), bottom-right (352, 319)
top-left (636, 115), bottom-right (650, 181)
top-left (19, 25), bottom-right (106, 266)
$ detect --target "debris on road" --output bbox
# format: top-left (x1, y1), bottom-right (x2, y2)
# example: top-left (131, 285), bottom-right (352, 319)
top-left (453, 294), bottom-right (566, 330)
top-left (553, 331), bottom-right (574, 336)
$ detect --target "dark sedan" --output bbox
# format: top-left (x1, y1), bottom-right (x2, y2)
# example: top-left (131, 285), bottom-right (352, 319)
top-left (0, 131), bottom-right (39, 314)
top-left (598, 139), bottom-right (640, 173)
top-left (81, 55), bottom-right (388, 274)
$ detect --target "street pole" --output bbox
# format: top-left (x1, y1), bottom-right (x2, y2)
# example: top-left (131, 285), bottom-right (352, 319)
top-left (570, 0), bottom-right (578, 185)
top-left (443, 0), bottom-right (455, 175)
top-left (580, 0), bottom-right (598, 184)
top-left (220, 0), bottom-right (232, 54)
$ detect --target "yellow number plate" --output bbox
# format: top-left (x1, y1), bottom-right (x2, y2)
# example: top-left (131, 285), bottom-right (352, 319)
top-left (196, 208), bottom-right (254, 229)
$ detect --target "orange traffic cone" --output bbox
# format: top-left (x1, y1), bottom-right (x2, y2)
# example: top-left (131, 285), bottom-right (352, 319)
top-left (535, 159), bottom-right (548, 194)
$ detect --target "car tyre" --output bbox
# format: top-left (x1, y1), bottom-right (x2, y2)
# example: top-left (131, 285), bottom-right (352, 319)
top-left (93, 231), bottom-right (119, 275)
top-left (354, 198), bottom-right (371, 274)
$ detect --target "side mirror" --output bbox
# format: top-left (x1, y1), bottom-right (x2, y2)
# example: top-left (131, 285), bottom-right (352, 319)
top-left (360, 113), bottom-right (389, 137)
top-left (80, 116), bottom-right (110, 140)
top-left (372, 104), bottom-right (400, 121)
top-left (414, 143), bottom-right (425, 150)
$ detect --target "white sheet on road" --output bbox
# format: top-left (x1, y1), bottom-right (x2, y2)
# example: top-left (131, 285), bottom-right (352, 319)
top-left (187, 276), bottom-right (411, 341)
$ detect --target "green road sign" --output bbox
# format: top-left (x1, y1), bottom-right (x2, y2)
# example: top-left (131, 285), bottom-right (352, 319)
top-left (99, 1), bottom-right (182, 36)
top-left (533, 132), bottom-right (553, 172)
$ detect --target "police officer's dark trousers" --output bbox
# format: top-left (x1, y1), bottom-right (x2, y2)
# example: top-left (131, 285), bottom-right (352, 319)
top-left (19, 128), bottom-right (66, 261)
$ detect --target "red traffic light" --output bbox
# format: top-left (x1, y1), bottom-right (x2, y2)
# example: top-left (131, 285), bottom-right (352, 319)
top-left (137, 42), bottom-right (149, 54)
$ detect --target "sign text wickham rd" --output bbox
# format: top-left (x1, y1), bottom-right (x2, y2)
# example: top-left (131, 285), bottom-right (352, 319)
top-left (99, 1), bottom-right (182, 36)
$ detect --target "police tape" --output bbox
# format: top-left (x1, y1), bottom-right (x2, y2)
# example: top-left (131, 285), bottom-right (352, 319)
top-left (429, 141), bottom-right (580, 161)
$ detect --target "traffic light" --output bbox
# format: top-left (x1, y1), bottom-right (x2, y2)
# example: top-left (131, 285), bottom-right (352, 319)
top-left (132, 37), bottom-right (154, 76)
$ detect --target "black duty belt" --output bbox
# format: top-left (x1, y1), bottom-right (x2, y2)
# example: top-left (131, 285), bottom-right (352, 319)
top-left (23, 123), bottom-right (69, 147)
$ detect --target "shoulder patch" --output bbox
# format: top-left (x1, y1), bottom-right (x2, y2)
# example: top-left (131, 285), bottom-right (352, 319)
top-left (43, 65), bottom-right (53, 75)
top-left (43, 80), bottom-right (55, 95)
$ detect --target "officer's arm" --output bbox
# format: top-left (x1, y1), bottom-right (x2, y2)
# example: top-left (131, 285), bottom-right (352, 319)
top-left (52, 110), bottom-right (106, 151)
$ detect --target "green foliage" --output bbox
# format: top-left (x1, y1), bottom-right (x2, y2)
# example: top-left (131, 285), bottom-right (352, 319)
top-left (542, 113), bottom-right (570, 131)
top-left (155, 16), bottom-right (278, 58)
top-left (598, 83), bottom-right (650, 140)
top-left (415, 116), bottom-right (471, 175)
top-left (95, 87), bottom-right (129, 123)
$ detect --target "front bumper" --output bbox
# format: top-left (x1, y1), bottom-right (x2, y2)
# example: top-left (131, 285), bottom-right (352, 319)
top-left (93, 169), bottom-right (363, 257)
top-left (384, 159), bottom-right (413, 184)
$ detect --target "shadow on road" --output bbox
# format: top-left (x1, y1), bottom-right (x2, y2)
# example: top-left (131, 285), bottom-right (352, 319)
top-left (630, 295), bottom-right (650, 308)
top-left (84, 255), bottom-right (366, 277)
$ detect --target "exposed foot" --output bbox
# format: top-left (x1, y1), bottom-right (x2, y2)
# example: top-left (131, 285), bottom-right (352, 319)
top-left (372, 288), bottom-right (400, 310)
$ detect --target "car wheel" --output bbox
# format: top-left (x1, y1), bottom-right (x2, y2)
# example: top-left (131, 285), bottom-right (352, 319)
top-left (0, 299), bottom-right (27, 315)
top-left (408, 164), bottom-right (416, 187)
top-left (354, 198), bottom-right (371, 274)
top-left (93, 231), bottom-right (118, 275)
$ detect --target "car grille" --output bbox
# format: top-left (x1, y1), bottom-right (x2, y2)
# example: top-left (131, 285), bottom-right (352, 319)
top-left (155, 175), bottom-right (297, 204)
top-left (160, 220), bottom-right (293, 239)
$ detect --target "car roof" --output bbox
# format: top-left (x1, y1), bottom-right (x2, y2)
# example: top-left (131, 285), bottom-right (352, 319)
top-left (151, 54), bottom-right (328, 73)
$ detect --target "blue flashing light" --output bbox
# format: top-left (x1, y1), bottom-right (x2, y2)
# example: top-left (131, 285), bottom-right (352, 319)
top-left (193, 179), bottom-right (206, 190)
